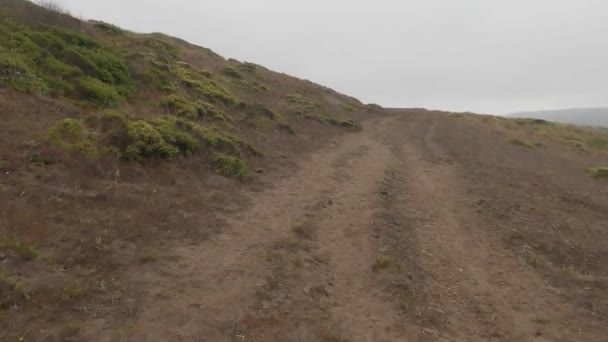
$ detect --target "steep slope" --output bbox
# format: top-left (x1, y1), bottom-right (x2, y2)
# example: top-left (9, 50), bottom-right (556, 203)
top-left (511, 107), bottom-right (608, 127)
top-left (0, 1), bottom-right (377, 339)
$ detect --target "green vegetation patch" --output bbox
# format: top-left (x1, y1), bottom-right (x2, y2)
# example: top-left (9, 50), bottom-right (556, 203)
top-left (237, 62), bottom-right (257, 73)
top-left (587, 166), bottom-right (608, 178)
top-left (324, 116), bottom-right (357, 128)
top-left (175, 63), bottom-right (236, 105)
top-left (52, 112), bottom-right (257, 177)
top-left (0, 236), bottom-right (43, 261)
top-left (213, 152), bottom-right (248, 180)
top-left (509, 138), bottom-right (534, 149)
top-left (92, 21), bottom-right (123, 35)
top-left (372, 255), bottom-right (393, 272)
top-left (586, 137), bottom-right (608, 150)
top-left (48, 118), bottom-right (98, 156)
top-left (287, 92), bottom-right (321, 115)
top-left (0, 20), bottom-right (133, 104)
top-left (341, 103), bottom-right (356, 112)
top-left (514, 118), bottom-right (553, 126)
top-left (163, 94), bottom-right (226, 121)
top-left (221, 67), bottom-right (243, 79)
top-left (303, 113), bottom-right (358, 128)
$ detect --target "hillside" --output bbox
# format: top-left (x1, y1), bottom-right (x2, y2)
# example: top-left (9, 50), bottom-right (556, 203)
top-left (3, 1), bottom-right (608, 341)
top-left (511, 107), bottom-right (608, 127)
top-left (0, 0), bottom-right (372, 338)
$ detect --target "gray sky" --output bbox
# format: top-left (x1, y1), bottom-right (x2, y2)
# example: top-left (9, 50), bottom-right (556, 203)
top-left (56, 0), bottom-right (608, 114)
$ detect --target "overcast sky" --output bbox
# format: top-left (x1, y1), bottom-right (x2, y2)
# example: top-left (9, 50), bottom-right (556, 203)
top-left (55, 0), bottom-right (608, 114)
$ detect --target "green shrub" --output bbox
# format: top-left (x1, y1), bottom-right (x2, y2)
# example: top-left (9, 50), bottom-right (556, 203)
top-left (196, 127), bottom-right (243, 155)
top-left (123, 120), bottom-right (179, 161)
top-left (163, 94), bottom-right (227, 121)
top-left (237, 62), bottom-right (257, 73)
top-left (69, 113), bottom-right (257, 162)
top-left (510, 138), bottom-right (534, 149)
top-left (163, 94), bottom-right (199, 119)
top-left (221, 67), bottom-right (243, 79)
top-left (79, 77), bottom-right (122, 106)
top-left (302, 113), bottom-right (358, 128)
top-left (587, 166), bottom-right (608, 178)
top-left (92, 21), bottom-right (123, 35)
top-left (143, 37), bottom-right (178, 61)
top-left (149, 118), bottom-right (200, 156)
top-left (213, 152), bottom-right (248, 179)
top-left (48, 118), bottom-right (97, 156)
top-left (341, 103), bottom-right (356, 112)
top-left (0, 51), bottom-right (47, 93)
top-left (0, 20), bottom-right (133, 104)
top-left (287, 92), bottom-right (320, 114)
top-left (175, 64), bottom-right (236, 105)
top-left (325, 116), bottom-right (357, 128)
top-left (197, 102), bottom-right (227, 121)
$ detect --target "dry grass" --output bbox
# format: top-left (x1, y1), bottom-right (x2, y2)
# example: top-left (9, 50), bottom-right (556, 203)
top-left (509, 138), bottom-right (534, 149)
top-left (372, 255), bottom-right (393, 272)
top-left (459, 114), bottom-right (608, 153)
top-left (292, 222), bottom-right (317, 240)
top-left (36, 0), bottom-right (70, 14)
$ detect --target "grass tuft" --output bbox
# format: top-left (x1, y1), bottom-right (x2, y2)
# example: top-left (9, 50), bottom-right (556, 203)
top-left (587, 166), bottom-right (608, 178)
top-left (0, 237), bottom-right (43, 261)
top-left (372, 255), bottom-right (393, 272)
top-left (287, 92), bottom-right (320, 115)
top-left (509, 138), bottom-right (534, 149)
top-left (292, 222), bottom-right (316, 240)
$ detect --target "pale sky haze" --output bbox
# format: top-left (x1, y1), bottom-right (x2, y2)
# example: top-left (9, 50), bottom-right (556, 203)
top-left (53, 0), bottom-right (608, 114)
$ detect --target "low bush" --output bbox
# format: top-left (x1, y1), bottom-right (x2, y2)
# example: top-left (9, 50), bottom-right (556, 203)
top-left (587, 166), bottom-right (608, 178)
top-left (47, 118), bottom-right (97, 156)
top-left (213, 152), bottom-right (248, 180)
top-left (221, 67), bottom-right (243, 79)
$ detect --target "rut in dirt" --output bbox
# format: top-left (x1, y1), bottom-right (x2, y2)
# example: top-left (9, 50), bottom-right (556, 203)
top-left (104, 117), bottom-right (405, 342)
top-left (378, 113), bottom-right (607, 341)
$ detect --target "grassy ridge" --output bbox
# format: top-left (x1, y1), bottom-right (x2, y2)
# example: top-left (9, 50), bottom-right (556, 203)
top-left (0, 0), bottom-right (365, 179)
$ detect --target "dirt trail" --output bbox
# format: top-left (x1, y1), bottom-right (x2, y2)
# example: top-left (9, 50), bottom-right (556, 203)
top-left (87, 112), bottom-right (606, 341)
top-left (316, 125), bottom-right (402, 341)
top-left (389, 114), bottom-right (583, 341)
top-left (118, 117), bottom-right (402, 341)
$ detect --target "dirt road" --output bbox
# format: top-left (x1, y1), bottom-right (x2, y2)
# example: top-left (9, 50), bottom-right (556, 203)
top-left (85, 112), bottom-right (607, 341)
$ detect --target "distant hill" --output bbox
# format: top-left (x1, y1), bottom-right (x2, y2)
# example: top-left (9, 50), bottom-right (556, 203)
top-left (510, 108), bottom-right (608, 127)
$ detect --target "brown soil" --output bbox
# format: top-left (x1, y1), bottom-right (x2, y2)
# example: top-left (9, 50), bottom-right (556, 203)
top-left (3, 110), bottom-right (608, 341)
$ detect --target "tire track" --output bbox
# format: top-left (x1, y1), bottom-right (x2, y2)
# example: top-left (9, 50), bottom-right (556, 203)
top-left (123, 118), bottom-right (397, 341)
